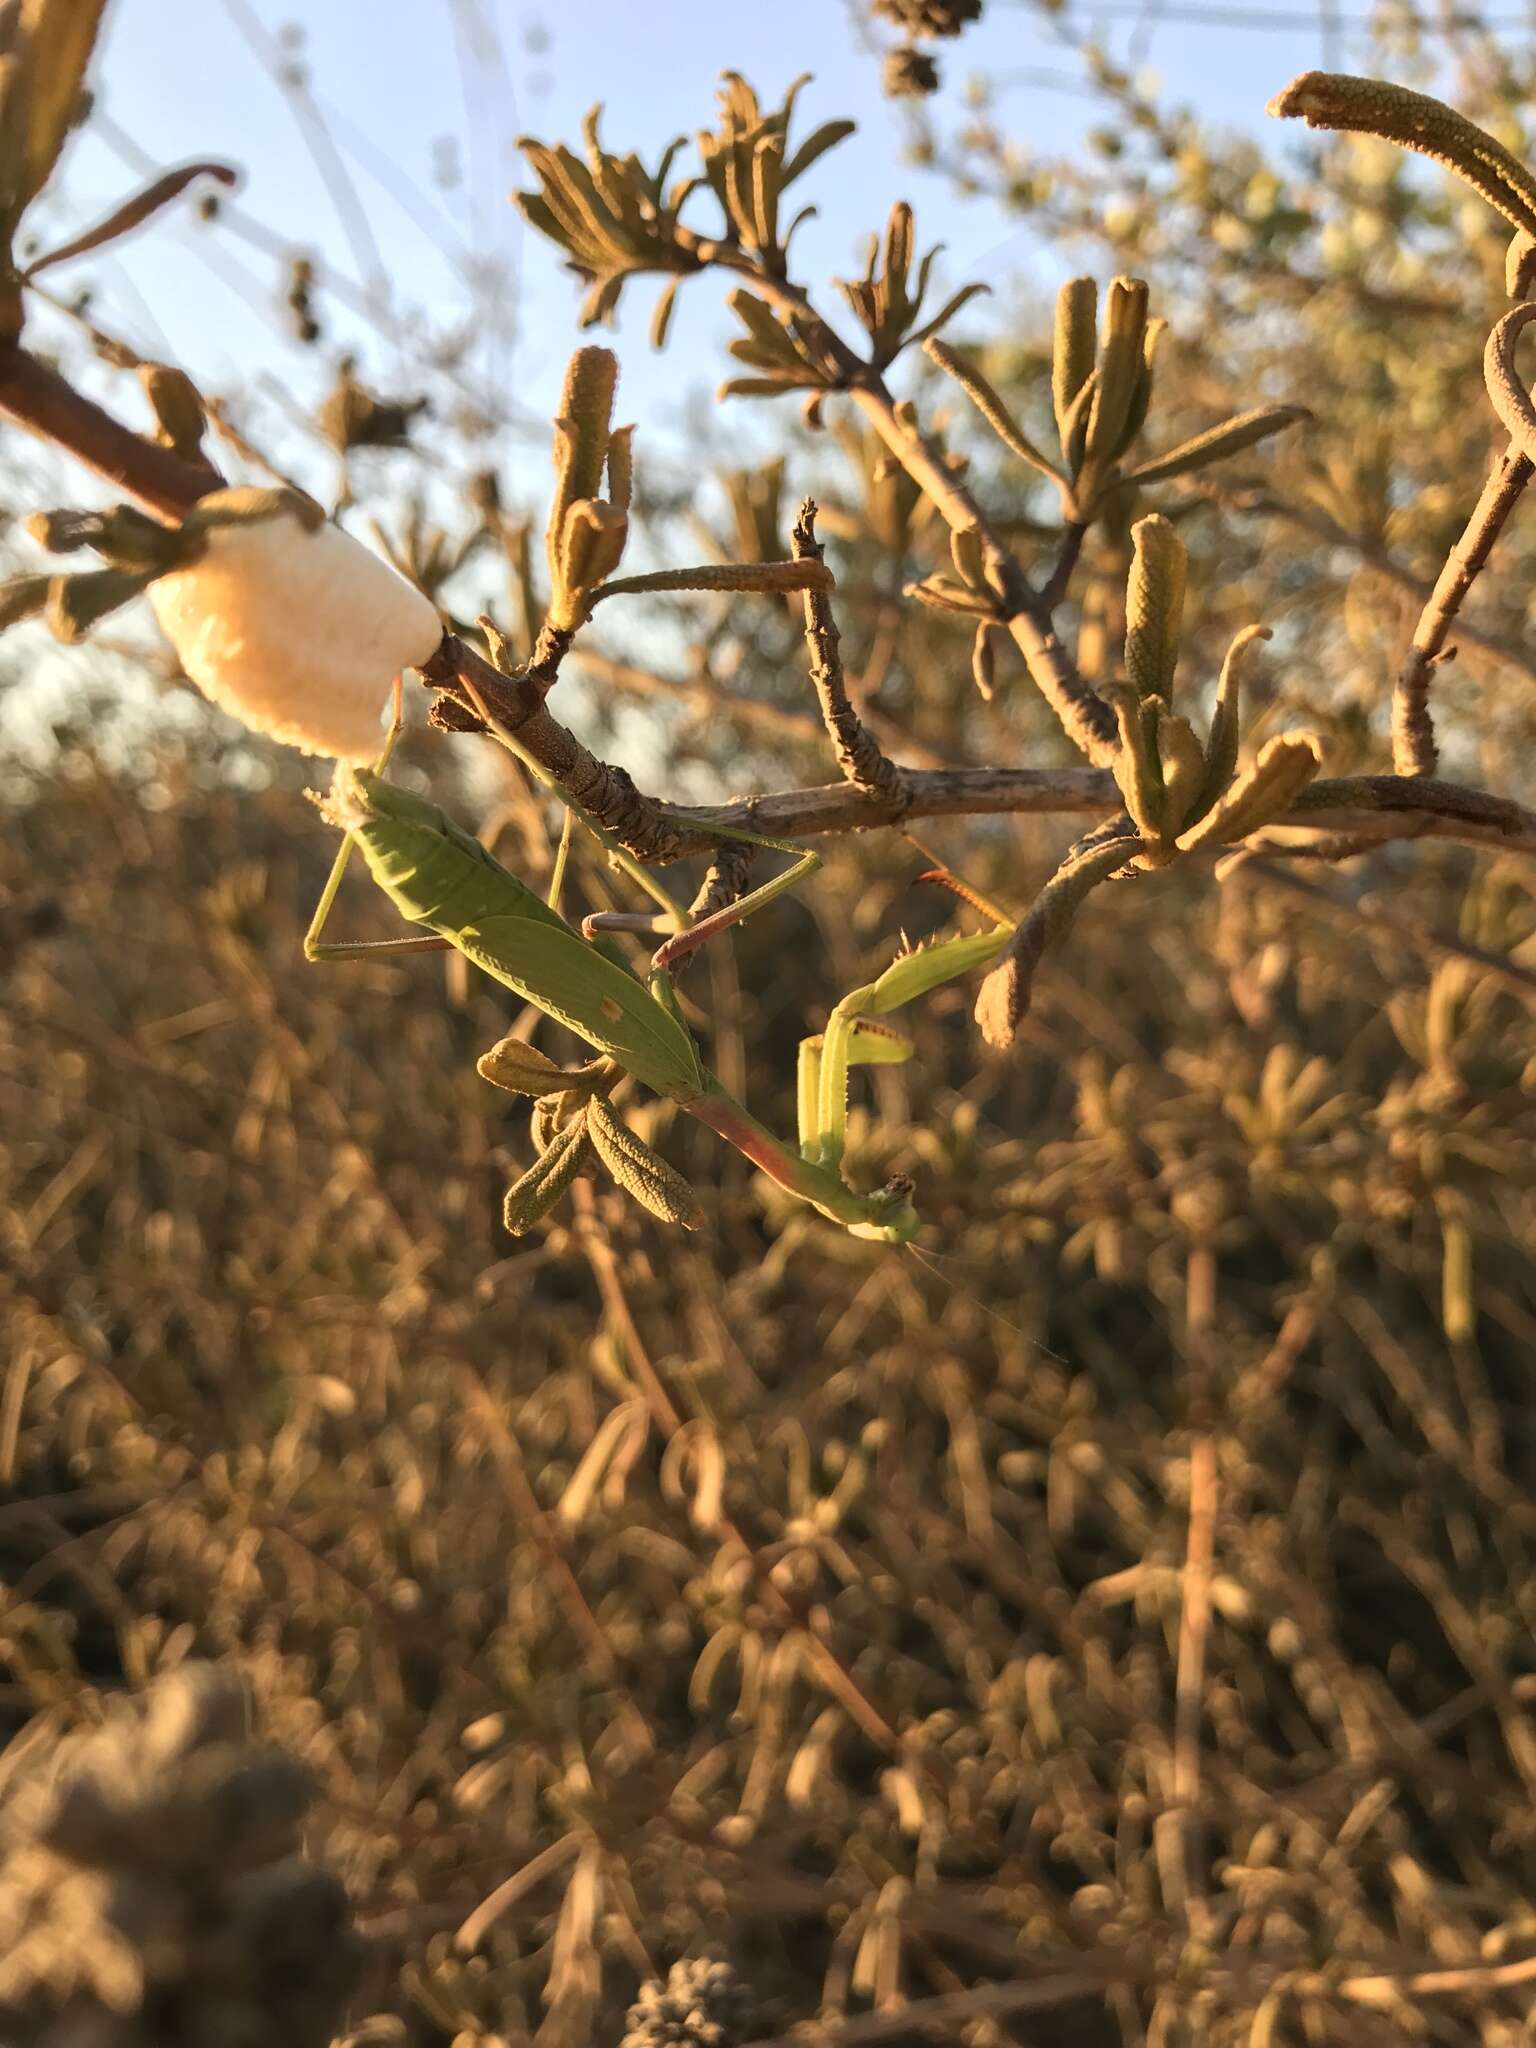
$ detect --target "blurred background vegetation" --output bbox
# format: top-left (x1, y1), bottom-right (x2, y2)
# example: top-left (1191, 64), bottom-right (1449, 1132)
top-left (6, 2), bottom-right (1536, 2044)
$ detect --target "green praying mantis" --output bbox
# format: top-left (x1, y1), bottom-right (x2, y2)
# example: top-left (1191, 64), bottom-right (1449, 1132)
top-left (306, 682), bottom-right (1014, 1245)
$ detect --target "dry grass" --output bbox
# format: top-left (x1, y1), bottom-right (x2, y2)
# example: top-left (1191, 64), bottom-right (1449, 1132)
top-left (3, 732), bottom-right (1536, 2045)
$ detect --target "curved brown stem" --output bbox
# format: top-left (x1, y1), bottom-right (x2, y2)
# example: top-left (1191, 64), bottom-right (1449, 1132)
top-left (791, 496), bottom-right (908, 806)
top-left (1393, 441), bottom-right (1532, 777)
top-left (848, 379), bottom-right (1119, 766)
top-left (1040, 518), bottom-right (1088, 612)
top-left (0, 344), bottom-right (219, 519)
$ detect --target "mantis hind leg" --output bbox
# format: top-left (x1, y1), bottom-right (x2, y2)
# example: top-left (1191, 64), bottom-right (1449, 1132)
top-left (647, 845), bottom-right (822, 974)
top-left (582, 840), bottom-right (823, 967)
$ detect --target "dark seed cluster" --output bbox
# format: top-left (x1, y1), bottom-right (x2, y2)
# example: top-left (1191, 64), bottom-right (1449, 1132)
top-left (621, 1956), bottom-right (754, 2048)
top-left (883, 46), bottom-right (942, 98)
top-left (871, 0), bottom-right (983, 40)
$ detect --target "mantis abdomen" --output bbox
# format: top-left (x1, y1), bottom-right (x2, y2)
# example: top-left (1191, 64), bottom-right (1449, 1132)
top-left (339, 769), bottom-right (709, 1100)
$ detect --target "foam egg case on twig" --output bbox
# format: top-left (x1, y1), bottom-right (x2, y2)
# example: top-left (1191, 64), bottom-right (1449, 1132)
top-left (149, 504), bottom-right (443, 760)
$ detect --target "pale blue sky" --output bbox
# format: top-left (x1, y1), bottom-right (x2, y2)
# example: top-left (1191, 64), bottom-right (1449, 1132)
top-left (33, 0), bottom-right (1367, 497)
top-left (8, 1), bottom-right (1529, 771)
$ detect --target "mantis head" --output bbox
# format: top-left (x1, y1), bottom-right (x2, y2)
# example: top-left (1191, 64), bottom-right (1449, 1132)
top-left (321, 766), bottom-right (491, 901)
top-left (843, 1174), bottom-right (920, 1244)
top-left (322, 764), bottom-right (440, 834)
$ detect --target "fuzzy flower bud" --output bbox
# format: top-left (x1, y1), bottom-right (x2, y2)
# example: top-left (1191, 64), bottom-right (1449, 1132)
top-left (149, 498), bottom-right (443, 760)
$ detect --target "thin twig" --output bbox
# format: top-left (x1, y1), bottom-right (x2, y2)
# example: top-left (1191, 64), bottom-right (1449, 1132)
top-left (1040, 519), bottom-right (1089, 612)
top-left (1170, 1433), bottom-right (1217, 1928)
top-left (791, 497), bottom-right (908, 807)
top-left (720, 259), bottom-right (1118, 765)
top-left (848, 378), bottom-right (1120, 766)
top-left (1393, 441), bottom-right (1533, 776)
top-left (657, 766), bottom-right (1536, 862)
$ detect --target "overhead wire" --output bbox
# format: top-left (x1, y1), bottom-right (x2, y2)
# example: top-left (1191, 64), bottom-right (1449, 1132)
top-left (1017, 1), bottom-right (1533, 24)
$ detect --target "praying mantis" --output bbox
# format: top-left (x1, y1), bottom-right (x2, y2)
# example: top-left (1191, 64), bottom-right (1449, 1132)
top-left (305, 684), bottom-right (1013, 1244)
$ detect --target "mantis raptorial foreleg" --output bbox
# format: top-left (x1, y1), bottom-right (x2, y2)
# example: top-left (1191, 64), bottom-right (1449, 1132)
top-left (805, 923), bottom-right (1014, 1168)
top-left (797, 1018), bottom-right (914, 1162)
